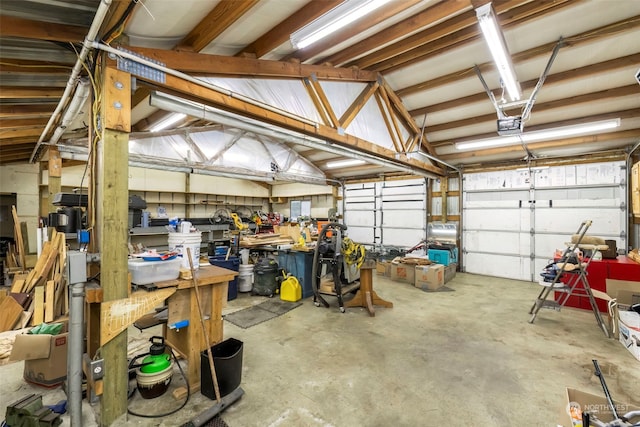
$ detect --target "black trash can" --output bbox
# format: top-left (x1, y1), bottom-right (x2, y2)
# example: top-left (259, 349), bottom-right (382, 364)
top-left (201, 338), bottom-right (243, 400)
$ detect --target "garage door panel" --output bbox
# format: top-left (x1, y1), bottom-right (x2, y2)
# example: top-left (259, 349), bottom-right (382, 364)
top-left (381, 200), bottom-right (423, 210)
top-left (345, 201), bottom-right (375, 211)
top-left (345, 210), bottom-right (375, 227)
top-left (383, 228), bottom-right (423, 247)
top-left (382, 210), bottom-right (424, 228)
top-left (464, 254), bottom-right (531, 280)
top-left (346, 226), bottom-right (374, 244)
top-left (464, 209), bottom-right (525, 231)
top-left (464, 230), bottom-right (530, 254)
top-left (345, 179), bottom-right (426, 247)
top-left (463, 161), bottom-right (625, 283)
top-left (534, 208), bottom-right (620, 236)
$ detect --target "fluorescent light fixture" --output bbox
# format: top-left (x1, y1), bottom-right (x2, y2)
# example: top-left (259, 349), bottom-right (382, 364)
top-left (290, 0), bottom-right (391, 49)
top-left (326, 159), bottom-right (366, 169)
top-left (476, 3), bottom-right (521, 101)
top-left (149, 113), bottom-right (187, 132)
top-left (455, 118), bottom-right (621, 151)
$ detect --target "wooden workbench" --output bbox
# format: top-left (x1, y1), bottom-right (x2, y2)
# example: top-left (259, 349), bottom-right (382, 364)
top-left (158, 265), bottom-right (237, 391)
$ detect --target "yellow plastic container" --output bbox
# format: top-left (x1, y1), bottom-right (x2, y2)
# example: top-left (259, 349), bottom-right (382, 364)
top-left (280, 275), bottom-right (302, 302)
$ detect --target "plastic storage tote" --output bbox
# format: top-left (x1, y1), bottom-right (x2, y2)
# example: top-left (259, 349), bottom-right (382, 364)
top-left (128, 258), bottom-right (181, 285)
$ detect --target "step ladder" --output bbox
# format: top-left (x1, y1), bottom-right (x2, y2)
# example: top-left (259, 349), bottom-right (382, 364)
top-left (528, 220), bottom-right (610, 338)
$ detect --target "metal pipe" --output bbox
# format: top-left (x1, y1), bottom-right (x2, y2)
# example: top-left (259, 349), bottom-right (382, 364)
top-left (30, 0), bottom-right (113, 162)
top-left (521, 38), bottom-right (564, 121)
top-left (68, 281), bottom-right (85, 427)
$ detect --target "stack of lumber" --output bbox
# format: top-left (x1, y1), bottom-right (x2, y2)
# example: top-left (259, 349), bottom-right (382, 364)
top-left (240, 233), bottom-right (294, 248)
top-left (0, 230), bottom-right (68, 332)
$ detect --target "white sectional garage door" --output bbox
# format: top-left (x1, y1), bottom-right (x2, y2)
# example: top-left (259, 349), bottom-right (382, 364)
top-left (462, 161), bottom-right (626, 281)
top-left (343, 178), bottom-right (427, 248)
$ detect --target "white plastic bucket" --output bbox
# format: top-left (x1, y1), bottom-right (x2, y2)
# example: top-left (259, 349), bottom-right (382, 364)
top-left (238, 264), bottom-right (254, 292)
top-left (168, 231), bottom-right (202, 270)
top-left (239, 249), bottom-right (250, 264)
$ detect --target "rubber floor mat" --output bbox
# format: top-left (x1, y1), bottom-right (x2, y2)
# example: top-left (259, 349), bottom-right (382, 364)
top-left (224, 299), bottom-right (302, 329)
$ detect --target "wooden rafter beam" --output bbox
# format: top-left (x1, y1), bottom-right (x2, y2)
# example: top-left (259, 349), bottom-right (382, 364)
top-left (142, 73), bottom-right (444, 176)
top-left (0, 137), bottom-right (38, 146)
top-left (0, 15), bottom-right (87, 43)
top-left (320, 0), bottom-right (473, 67)
top-left (339, 82), bottom-right (379, 130)
top-left (177, 0), bottom-right (258, 52)
top-left (0, 118), bottom-right (49, 130)
top-left (132, 87), bottom-right (151, 109)
top-left (410, 53), bottom-right (640, 117)
top-left (439, 129), bottom-right (640, 161)
top-left (238, 0), bottom-right (341, 58)
top-left (371, 0), bottom-right (573, 72)
top-left (0, 128), bottom-right (44, 140)
top-left (374, 92), bottom-right (402, 153)
top-left (377, 87), bottom-right (407, 152)
top-left (0, 105), bottom-right (55, 119)
top-left (99, 0), bottom-right (135, 41)
top-left (398, 14), bottom-right (640, 96)
top-left (308, 77), bottom-right (339, 129)
top-left (0, 61), bottom-right (72, 74)
top-left (290, 0), bottom-right (422, 63)
top-left (127, 46), bottom-right (379, 81)
top-left (302, 79), bottom-right (331, 127)
top-left (427, 85), bottom-right (638, 134)
top-left (0, 87), bottom-right (63, 99)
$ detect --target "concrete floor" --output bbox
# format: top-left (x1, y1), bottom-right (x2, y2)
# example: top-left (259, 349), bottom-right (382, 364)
top-left (1, 272), bottom-right (639, 426)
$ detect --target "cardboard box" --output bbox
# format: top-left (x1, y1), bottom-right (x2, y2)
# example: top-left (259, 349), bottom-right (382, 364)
top-left (558, 387), bottom-right (640, 426)
top-left (415, 264), bottom-right (444, 290)
top-left (444, 263), bottom-right (457, 283)
top-left (10, 327), bottom-right (68, 386)
top-left (390, 261), bottom-right (415, 284)
top-left (376, 260), bottom-right (391, 276)
top-left (618, 310), bottom-right (640, 362)
top-left (593, 279), bottom-right (640, 340)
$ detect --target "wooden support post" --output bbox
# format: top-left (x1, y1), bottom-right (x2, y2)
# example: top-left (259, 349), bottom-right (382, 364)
top-left (441, 176), bottom-right (448, 223)
top-left (97, 65), bottom-right (130, 426)
top-left (47, 146), bottom-right (62, 214)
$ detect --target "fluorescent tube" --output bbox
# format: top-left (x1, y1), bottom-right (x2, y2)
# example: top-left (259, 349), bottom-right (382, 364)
top-left (476, 3), bottom-right (521, 101)
top-left (291, 0), bottom-right (391, 50)
top-left (149, 113), bottom-right (187, 132)
top-left (455, 118), bottom-right (621, 151)
top-left (326, 159), bottom-right (366, 169)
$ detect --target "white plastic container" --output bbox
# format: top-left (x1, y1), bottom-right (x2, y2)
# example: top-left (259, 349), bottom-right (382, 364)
top-left (168, 231), bottom-right (202, 270)
top-left (128, 258), bottom-right (181, 285)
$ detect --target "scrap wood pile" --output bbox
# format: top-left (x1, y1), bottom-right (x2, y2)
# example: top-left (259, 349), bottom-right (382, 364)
top-left (4, 206), bottom-right (27, 272)
top-left (0, 207), bottom-right (68, 336)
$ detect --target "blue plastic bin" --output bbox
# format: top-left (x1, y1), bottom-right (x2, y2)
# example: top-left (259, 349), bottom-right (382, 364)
top-left (208, 255), bottom-right (240, 301)
top-left (427, 248), bottom-right (458, 267)
top-left (277, 251), bottom-right (314, 298)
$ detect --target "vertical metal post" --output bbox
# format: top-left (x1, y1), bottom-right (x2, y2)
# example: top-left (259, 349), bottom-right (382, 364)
top-left (66, 250), bottom-right (87, 427)
top-left (68, 281), bottom-right (85, 426)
